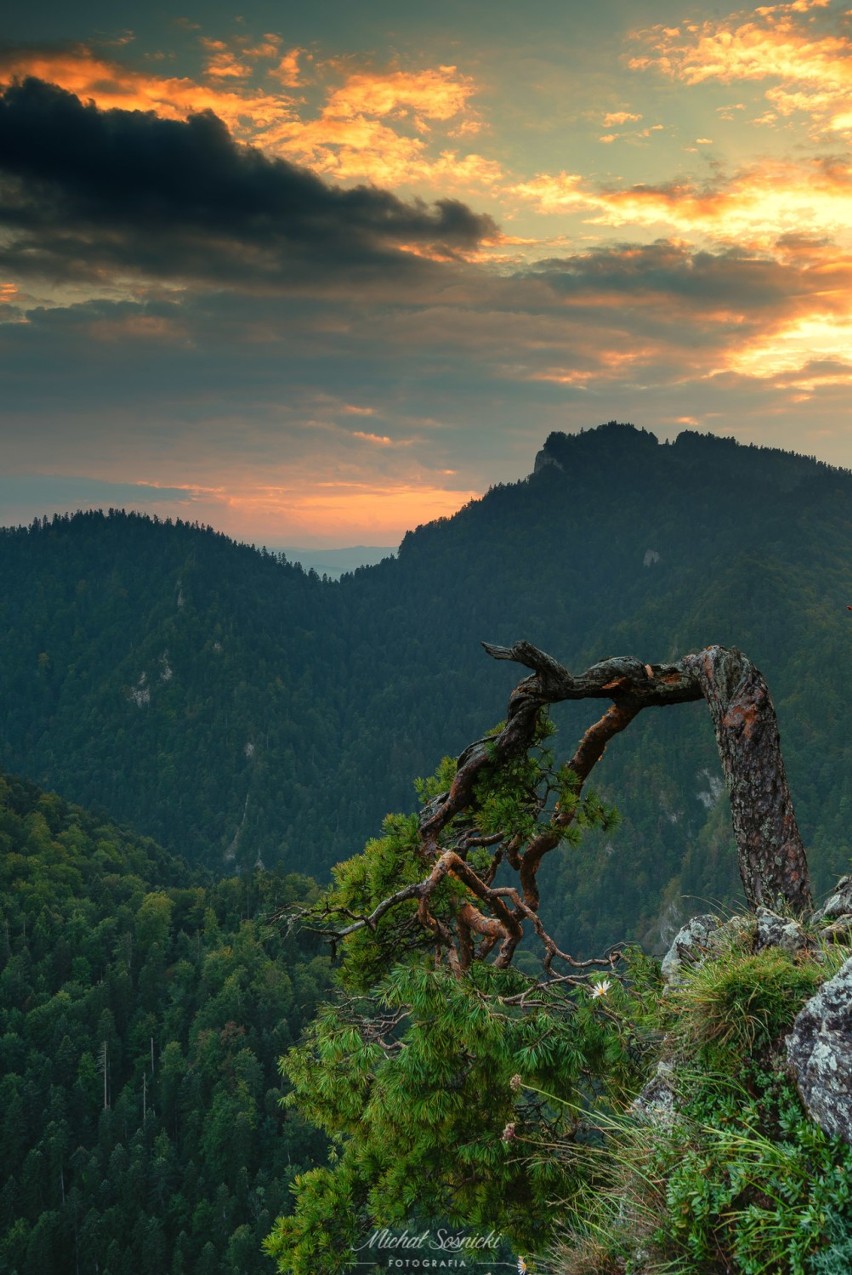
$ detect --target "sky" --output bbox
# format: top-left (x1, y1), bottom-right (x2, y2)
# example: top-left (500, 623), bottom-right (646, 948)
top-left (1, 0), bottom-right (850, 545)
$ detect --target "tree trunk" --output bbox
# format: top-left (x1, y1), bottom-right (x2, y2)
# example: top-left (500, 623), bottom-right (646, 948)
top-left (683, 646), bottom-right (811, 913)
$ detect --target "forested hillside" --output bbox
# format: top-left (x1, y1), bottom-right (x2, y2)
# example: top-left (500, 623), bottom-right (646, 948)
top-left (0, 773), bottom-right (331, 1273)
top-left (2, 423), bottom-right (850, 951)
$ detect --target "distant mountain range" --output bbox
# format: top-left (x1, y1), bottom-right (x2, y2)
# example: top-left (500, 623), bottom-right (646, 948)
top-left (274, 545), bottom-right (396, 578)
top-left (2, 423), bottom-right (850, 952)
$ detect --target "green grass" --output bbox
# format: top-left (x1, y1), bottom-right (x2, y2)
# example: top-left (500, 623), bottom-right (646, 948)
top-left (665, 944), bottom-right (826, 1070)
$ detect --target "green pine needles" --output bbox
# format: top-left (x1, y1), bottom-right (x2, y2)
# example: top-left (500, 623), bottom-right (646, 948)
top-left (266, 961), bottom-right (640, 1271)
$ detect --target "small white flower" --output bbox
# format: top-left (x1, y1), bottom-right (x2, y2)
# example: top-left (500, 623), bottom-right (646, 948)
top-left (589, 978), bottom-right (612, 999)
top-left (517, 1259), bottom-right (527, 1275)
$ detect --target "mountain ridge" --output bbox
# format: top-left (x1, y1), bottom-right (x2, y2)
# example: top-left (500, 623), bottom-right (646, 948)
top-left (2, 423), bottom-right (850, 952)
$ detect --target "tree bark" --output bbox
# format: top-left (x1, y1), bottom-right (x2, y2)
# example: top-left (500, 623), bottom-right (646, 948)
top-left (485, 641), bottom-right (811, 914)
top-left (682, 647), bottom-right (811, 913)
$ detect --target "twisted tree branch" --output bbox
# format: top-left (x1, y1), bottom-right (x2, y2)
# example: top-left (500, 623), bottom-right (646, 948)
top-left (310, 641), bottom-right (811, 976)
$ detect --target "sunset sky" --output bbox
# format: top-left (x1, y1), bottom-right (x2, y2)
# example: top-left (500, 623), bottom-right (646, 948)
top-left (1, 0), bottom-right (850, 544)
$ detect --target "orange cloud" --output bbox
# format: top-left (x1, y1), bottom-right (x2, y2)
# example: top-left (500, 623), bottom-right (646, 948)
top-left (286, 129), bottom-right (503, 192)
top-left (262, 64), bottom-right (501, 190)
top-left (351, 431), bottom-right (393, 445)
top-left (322, 66), bottom-right (476, 123)
top-left (200, 38), bottom-right (254, 81)
top-left (243, 35), bottom-right (282, 60)
top-left (631, 4), bottom-right (852, 136)
top-left (529, 341), bottom-right (673, 386)
top-left (265, 108), bottom-right (502, 188)
top-left (728, 312), bottom-right (852, 379)
top-left (0, 47), bottom-right (299, 137)
top-left (598, 121), bottom-right (663, 145)
top-left (513, 157), bottom-right (852, 250)
top-left (270, 47), bottom-right (306, 87)
top-left (603, 110), bottom-right (642, 125)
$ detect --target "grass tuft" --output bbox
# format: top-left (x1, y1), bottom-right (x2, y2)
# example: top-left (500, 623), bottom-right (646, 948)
top-left (665, 945), bottom-right (825, 1069)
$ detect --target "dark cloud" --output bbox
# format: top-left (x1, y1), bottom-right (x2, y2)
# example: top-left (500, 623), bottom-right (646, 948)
top-left (523, 241), bottom-right (796, 309)
top-left (0, 77), bottom-right (497, 284)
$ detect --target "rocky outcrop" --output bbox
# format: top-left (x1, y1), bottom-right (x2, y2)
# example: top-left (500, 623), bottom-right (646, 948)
top-left (786, 957), bottom-right (852, 1145)
top-left (660, 914), bottom-right (721, 984)
top-left (661, 904), bottom-right (816, 982)
top-left (754, 905), bottom-right (810, 956)
top-left (812, 875), bottom-right (852, 924)
top-left (631, 1060), bottom-right (678, 1126)
top-left (656, 881), bottom-right (852, 1152)
top-left (532, 447), bottom-right (564, 475)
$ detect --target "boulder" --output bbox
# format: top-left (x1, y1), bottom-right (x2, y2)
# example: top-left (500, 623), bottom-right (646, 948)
top-left (631, 1060), bottom-right (677, 1126)
top-left (754, 906), bottom-right (810, 956)
top-left (786, 956), bottom-right (852, 1145)
top-left (660, 914), bottom-right (721, 984)
top-left (812, 875), bottom-right (852, 924)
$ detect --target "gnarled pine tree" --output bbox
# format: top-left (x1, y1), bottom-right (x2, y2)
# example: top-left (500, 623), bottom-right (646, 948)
top-left (266, 641), bottom-right (811, 1272)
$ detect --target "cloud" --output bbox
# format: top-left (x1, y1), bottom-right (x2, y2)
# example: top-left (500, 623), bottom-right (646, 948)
top-left (266, 111), bottom-right (504, 190)
top-left (512, 156), bottom-right (852, 251)
top-left (0, 43), bottom-right (299, 137)
top-left (542, 238), bottom-right (852, 391)
top-left (728, 315), bottom-right (852, 380)
top-left (0, 78), bottom-right (498, 287)
top-left (321, 66), bottom-right (476, 123)
top-left (351, 432), bottom-right (393, 445)
top-left (603, 110), bottom-right (642, 125)
top-left (270, 47), bottom-right (305, 88)
top-left (0, 44), bottom-right (500, 193)
top-left (598, 121), bottom-right (664, 144)
top-left (258, 64), bottom-right (501, 190)
top-left (630, 2), bottom-right (852, 136)
top-left (7, 238), bottom-right (844, 412)
top-left (200, 38), bottom-right (255, 81)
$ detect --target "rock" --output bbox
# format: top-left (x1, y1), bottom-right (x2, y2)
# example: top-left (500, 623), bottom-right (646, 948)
top-left (532, 448), bottom-right (564, 475)
top-left (754, 906), bottom-right (810, 956)
top-left (786, 956), bottom-right (852, 1145)
top-left (819, 916), bottom-right (852, 944)
top-left (718, 914), bottom-right (754, 947)
top-left (631, 1060), bottom-right (677, 1126)
top-left (661, 914), bottom-right (721, 984)
top-left (813, 876), bottom-right (852, 923)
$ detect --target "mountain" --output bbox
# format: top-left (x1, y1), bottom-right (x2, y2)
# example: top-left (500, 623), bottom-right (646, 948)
top-left (274, 545), bottom-right (396, 578)
top-left (1, 423), bottom-right (850, 951)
